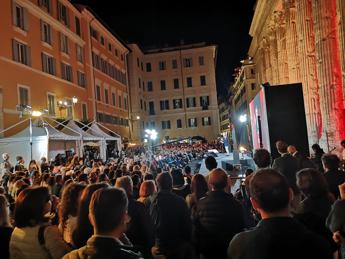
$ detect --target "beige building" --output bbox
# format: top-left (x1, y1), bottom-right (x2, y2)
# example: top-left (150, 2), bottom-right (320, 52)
top-left (127, 43), bottom-right (220, 143)
top-left (219, 101), bottom-right (230, 137)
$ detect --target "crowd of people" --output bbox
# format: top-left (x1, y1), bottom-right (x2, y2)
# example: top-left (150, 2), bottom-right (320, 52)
top-left (0, 139), bottom-right (345, 259)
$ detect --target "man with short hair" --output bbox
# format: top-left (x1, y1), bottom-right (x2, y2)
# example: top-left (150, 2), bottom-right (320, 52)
top-left (63, 188), bottom-right (143, 259)
top-left (322, 154), bottom-right (345, 199)
top-left (194, 168), bottom-right (244, 259)
top-left (205, 156), bottom-right (217, 172)
top-left (227, 169), bottom-right (332, 259)
top-left (287, 145), bottom-right (315, 170)
top-left (253, 149), bottom-right (271, 169)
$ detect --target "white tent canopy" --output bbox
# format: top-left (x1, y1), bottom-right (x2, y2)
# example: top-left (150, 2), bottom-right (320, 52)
top-left (86, 122), bottom-right (122, 151)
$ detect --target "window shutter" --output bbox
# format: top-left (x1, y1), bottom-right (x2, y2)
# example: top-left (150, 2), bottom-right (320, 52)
top-left (202, 118), bottom-right (205, 126)
top-left (207, 96), bottom-right (210, 105)
top-left (57, 1), bottom-right (61, 21)
top-left (23, 8), bottom-right (28, 31)
top-left (209, 117), bottom-right (211, 125)
top-left (12, 1), bottom-right (16, 26)
top-left (12, 40), bottom-right (18, 62)
top-left (186, 98), bottom-right (190, 108)
top-left (195, 118), bottom-right (197, 127)
top-left (200, 97), bottom-right (202, 106)
top-left (193, 97), bottom-right (196, 107)
top-left (52, 57), bottom-right (56, 75)
top-left (27, 46), bottom-right (31, 66)
top-left (40, 20), bottom-right (44, 41)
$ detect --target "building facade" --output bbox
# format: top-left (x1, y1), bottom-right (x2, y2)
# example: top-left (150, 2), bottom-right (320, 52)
top-left (0, 0), bottom-right (130, 138)
top-left (127, 43), bottom-right (220, 143)
top-left (248, 0), bottom-right (345, 150)
top-left (219, 101), bottom-right (230, 137)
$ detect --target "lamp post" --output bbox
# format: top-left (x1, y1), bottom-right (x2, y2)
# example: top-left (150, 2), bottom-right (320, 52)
top-left (145, 129), bottom-right (158, 154)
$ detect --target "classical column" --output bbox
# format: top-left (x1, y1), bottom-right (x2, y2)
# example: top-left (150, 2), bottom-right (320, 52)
top-left (268, 23), bottom-right (279, 84)
top-left (296, 0), bottom-right (322, 146)
top-left (275, 10), bottom-right (289, 84)
top-left (337, 0), bottom-right (345, 100)
top-left (313, 0), bottom-right (345, 149)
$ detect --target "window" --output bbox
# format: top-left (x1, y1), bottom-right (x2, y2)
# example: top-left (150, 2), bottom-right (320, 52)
top-left (150, 121), bottom-right (155, 128)
top-left (76, 45), bottom-right (83, 63)
top-left (119, 96), bottom-right (122, 108)
top-left (61, 63), bottom-right (73, 82)
top-left (159, 61), bottom-right (166, 71)
top-left (41, 53), bottom-right (55, 75)
top-left (146, 63), bottom-right (152, 72)
top-left (92, 52), bottom-right (100, 69)
top-left (41, 20), bottom-right (52, 44)
top-left (149, 101), bottom-right (155, 115)
top-left (124, 97), bottom-right (128, 110)
top-left (100, 36), bottom-right (105, 45)
top-left (202, 117), bottom-right (211, 126)
top-left (173, 99), bottom-right (182, 109)
top-left (176, 119), bottom-right (182, 129)
top-left (18, 87), bottom-right (29, 106)
top-left (140, 99), bottom-right (143, 110)
top-left (13, 4), bottom-right (27, 30)
top-left (75, 17), bottom-right (81, 36)
top-left (90, 27), bottom-right (98, 39)
top-left (60, 33), bottom-right (69, 54)
top-left (82, 103), bottom-right (87, 121)
top-left (143, 81), bottom-right (145, 91)
top-left (137, 58), bottom-right (140, 67)
top-left (160, 100), bottom-right (169, 111)
top-left (251, 83), bottom-right (256, 90)
top-left (172, 59), bottom-right (178, 69)
top-left (141, 62), bottom-right (144, 71)
top-left (115, 48), bottom-right (119, 57)
top-left (104, 89), bottom-right (109, 104)
top-left (184, 58), bottom-right (193, 68)
top-left (199, 56), bottom-right (205, 66)
top-left (39, 0), bottom-right (51, 13)
top-left (251, 68), bottom-right (255, 75)
top-left (112, 92), bottom-right (116, 106)
top-left (188, 118), bottom-right (197, 128)
top-left (161, 120), bottom-right (171, 130)
top-left (187, 77), bottom-right (193, 87)
top-left (57, 1), bottom-right (69, 26)
top-left (96, 85), bottom-right (101, 101)
top-left (138, 78), bottom-right (141, 89)
top-left (173, 78), bottom-right (179, 89)
top-left (200, 75), bottom-right (206, 86)
top-left (121, 54), bottom-right (124, 61)
top-left (108, 43), bottom-right (112, 52)
top-left (47, 94), bottom-right (55, 115)
top-left (186, 97), bottom-right (196, 108)
top-left (12, 40), bottom-right (30, 66)
top-left (200, 96), bottom-right (210, 109)
top-left (160, 80), bottom-right (166, 90)
top-left (147, 81), bottom-right (153, 92)
top-left (77, 71), bottom-right (86, 88)
top-left (66, 100), bottom-right (72, 118)
top-left (144, 101), bottom-right (146, 111)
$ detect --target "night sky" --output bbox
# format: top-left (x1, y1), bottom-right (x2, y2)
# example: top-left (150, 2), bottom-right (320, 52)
top-left (73, 0), bottom-right (256, 101)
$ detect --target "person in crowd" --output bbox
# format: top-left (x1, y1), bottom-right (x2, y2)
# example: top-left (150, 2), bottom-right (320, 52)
top-left (0, 194), bottom-right (13, 259)
top-left (14, 156), bottom-right (25, 172)
top-left (287, 145), bottom-right (316, 169)
top-left (205, 156), bottom-right (217, 173)
top-left (28, 160), bottom-right (39, 172)
top-left (131, 174), bottom-right (141, 200)
top-left (272, 140), bottom-right (299, 189)
top-left (228, 169), bottom-right (333, 259)
top-left (10, 186), bottom-right (71, 259)
top-left (171, 168), bottom-right (191, 199)
top-left (150, 172), bottom-right (194, 259)
top-left (185, 174), bottom-right (208, 213)
top-left (72, 183), bottom-right (108, 248)
top-left (137, 180), bottom-right (156, 208)
top-left (183, 165), bottom-right (192, 185)
top-left (322, 153), bottom-right (345, 199)
top-left (1, 153), bottom-right (12, 185)
top-left (63, 188), bottom-right (143, 259)
top-left (115, 176), bottom-right (154, 258)
top-left (59, 183), bottom-right (86, 246)
top-left (311, 143), bottom-right (325, 173)
top-left (40, 157), bottom-right (49, 173)
top-left (194, 168), bottom-right (244, 259)
top-left (253, 148), bottom-right (271, 169)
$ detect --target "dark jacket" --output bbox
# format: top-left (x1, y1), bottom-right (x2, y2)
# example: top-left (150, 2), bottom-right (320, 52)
top-left (0, 226), bottom-right (13, 259)
top-left (272, 153), bottom-right (299, 188)
top-left (324, 170), bottom-right (345, 199)
top-left (294, 151), bottom-right (316, 170)
top-left (149, 190), bottom-right (192, 249)
top-left (194, 190), bottom-right (244, 259)
top-left (172, 184), bottom-right (191, 199)
top-left (228, 217), bottom-right (332, 259)
top-left (62, 235), bottom-right (144, 259)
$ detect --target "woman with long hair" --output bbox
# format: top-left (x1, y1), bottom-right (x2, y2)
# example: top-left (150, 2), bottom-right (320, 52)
top-left (28, 160), bottom-right (39, 172)
top-left (186, 174), bottom-right (208, 213)
top-left (137, 180), bottom-right (156, 206)
top-left (0, 194), bottom-right (13, 259)
top-left (10, 186), bottom-right (70, 259)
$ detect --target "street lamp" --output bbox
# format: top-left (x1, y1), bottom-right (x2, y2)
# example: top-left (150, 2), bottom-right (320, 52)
top-left (239, 114), bottom-right (247, 123)
top-left (145, 129), bottom-right (158, 152)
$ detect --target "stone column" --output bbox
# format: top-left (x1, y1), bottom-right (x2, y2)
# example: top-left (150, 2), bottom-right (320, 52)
top-left (313, 0), bottom-right (345, 149)
top-left (268, 23), bottom-right (279, 85)
top-left (295, 0), bottom-right (322, 146)
top-left (275, 10), bottom-right (289, 84)
top-left (336, 0), bottom-right (345, 101)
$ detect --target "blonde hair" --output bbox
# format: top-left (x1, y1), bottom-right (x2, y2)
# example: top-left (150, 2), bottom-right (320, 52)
top-left (139, 180), bottom-right (156, 198)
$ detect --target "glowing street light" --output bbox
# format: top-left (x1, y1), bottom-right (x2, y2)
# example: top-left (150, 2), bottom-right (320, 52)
top-left (239, 114), bottom-right (247, 123)
top-left (72, 96), bottom-right (78, 104)
top-left (31, 110), bottom-right (42, 117)
top-left (136, 116), bottom-right (140, 120)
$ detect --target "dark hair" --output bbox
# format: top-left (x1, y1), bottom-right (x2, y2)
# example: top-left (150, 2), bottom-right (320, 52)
top-left (191, 174), bottom-right (208, 200)
top-left (205, 156), bottom-right (217, 171)
top-left (170, 168), bottom-right (184, 187)
top-left (72, 183), bottom-right (108, 248)
top-left (254, 149), bottom-right (271, 168)
top-left (250, 169), bottom-right (290, 213)
top-left (184, 166), bottom-right (191, 175)
top-left (296, 168), bottom-right (329, 198)
top-left (156, 172), bottom-right (172, 191)
top-left (321, 154), bottom-right (340, 171)
top-left (14, 186), bottom-right (50, 228)
top-left (341, 140), bottom-right (345, 147)
top-left (143, 173), bottom-right (154, 181)
top-left (98, 173), bottom-right (108, 183)
top-left (78, 173), bottom-right (88, 183)
top-left (311, 144), bottom-right (323, 152)
top-left (131, 174), bottom-right (141, 186)
top-left (90, 188), bottom-right (128, 233)
top-left (276, 140), bottom-right (288, 154)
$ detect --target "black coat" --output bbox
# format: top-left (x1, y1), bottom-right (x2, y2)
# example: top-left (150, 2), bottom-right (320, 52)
top-left (272, 154), bottom-right (299, 188)
top-left (228, 217), bottom-right (332, 259)
top-left (193, 190), bottom-right (244, 259)
top-left (324, 170), bottom-right (345, 199)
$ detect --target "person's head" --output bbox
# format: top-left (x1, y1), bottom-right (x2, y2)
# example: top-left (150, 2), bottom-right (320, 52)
top-left (143, 173), bottom-right (154, 181)
top-left (184, 166), bottom-right (192, 176)
top-left (41, 157), bottom-right (47, 163)
top-left (322, 154), bottom-right (340, 172)
top-left (89, 188), bottom-right (129, 236)
top-left (0, 194), bottom-right (10, 227)
top-left (296, 168), bottom-right (329, 198)
top-left (249, 169), bottom-right (291, 216)
top-left (341, 140), bottom-right (345, 148)
top-left (287, 145), bottom-right (297, 155)
top-left (275, 141), bottom-right (288, 154)
top-left (2, 153), bottom-right (9, 161)
top-left (191, 174), bottom-right (208, 200)
top-left (131, 174), bottom-right (141, 188)
top-left (156, 172), bottom-right (173, 191)
top-left (311, 144), bottom-right (322, 153)
top-left (16, 156), bottom-right (24, 164)
top-left (139, 180), bottom-right (156, 198)
top-left (253, 149), bottom-right (271, 168)
top-left (208, 168), bottom-right (228, 191)
top-left (59, 183), bottom-right (85, 228)
top-left (205, 156), bottom-right (217, 171)
top-left (29, 160), bottom-right (36, 166)
top-left (115, 176), bottom-right (133, 196)
top-left (14, 186), bottom-right (51, 227)
top-left (170, 168), bottom-right (184, 187)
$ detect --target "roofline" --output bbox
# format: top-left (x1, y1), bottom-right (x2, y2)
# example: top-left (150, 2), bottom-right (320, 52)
top-left (142, 42), bottom-right (218, 54)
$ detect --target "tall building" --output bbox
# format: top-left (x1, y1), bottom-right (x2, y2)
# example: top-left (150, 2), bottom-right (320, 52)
top-left (0, 0), bottom-right (130, 138)
top-left (218, 100), bottom-right (230, 137)
top-left (248, 0), bottom-right (345, 150)
top-left (127, 43), bottom-right (220, 143)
